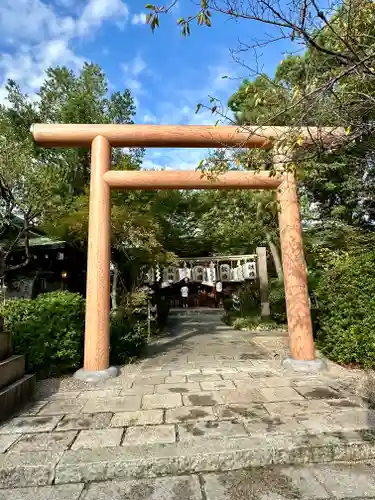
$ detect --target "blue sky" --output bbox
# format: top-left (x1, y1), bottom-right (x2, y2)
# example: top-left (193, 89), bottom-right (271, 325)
top-left (0, 0), bottom-right (293, 169)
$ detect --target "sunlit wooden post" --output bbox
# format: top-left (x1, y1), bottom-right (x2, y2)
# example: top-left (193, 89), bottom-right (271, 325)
top-left (256, 247), bottom-right (270, 318)
top-left (274, 150), bottom-right (318, 366)
top-left (75, 135), bottom-right (118, 381)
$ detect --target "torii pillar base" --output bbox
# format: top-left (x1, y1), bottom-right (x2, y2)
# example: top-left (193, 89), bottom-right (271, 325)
top-left (282, 357), bottom-right (326, 373)
top-left (74, 366), bottom-right (119, 384)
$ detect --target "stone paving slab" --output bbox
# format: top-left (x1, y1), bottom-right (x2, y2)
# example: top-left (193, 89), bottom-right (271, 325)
top-left (39, 400), bottom-right (86, 415)
top-left (154, 382), bottom-right (201, 393)
top-left (259, 387), bottom-right (305, 402)
top-left (72, 428), bottom-right (124, 450)
top-left (178, 420), bottom-right (248, 441)
top-left (55, 413), bottom-right (112, 431)
top-left (187, 374), bottom-right (223, 382)
top-left (165, 375), bottom-right (187, 384)
top-left (81, 475), bottom-right (202, 500)
top-left (202, 466), bottom-right (330, 500)
top-left (0, 450), bottom-right (63, 488)
top-left (313, 463), bottom-right (375, 497)
top-left (165, 405), bottom-right (216, 423)
top-left (200, 380), bottom-right (236, 391)
top-left (6, 464), bottom-right (375, 499)
top-left (14, 401), bottom-right (48, 416)
top-left (53, 431), bottom-right (375, 484)
top-left (110, 410), bottom-right (164, 427)
top-left (0, 484), bottom-right (84, 500)
top-left (214, 404), bottom-right (270, 421)
top-left (82, 396), bottom-right (142, 413)
top-left (296, 386), bottom-right (343, 399)
top-left (0, 416), bottom-right (62, 434)
top-left (123, 425), bottom-right (175, 446)
top-left (183, 392), bottom-right (225, 406)
top-left (11, 431), bottom-right (77, 452)
top-left (120, 385), bottom-right (155, 396)
top-left (132, 376), bottom-right (166, 386)
top-left (77, 389), bottom-right (121, 399)
top-left (45, 391), bottom-right (81, 400)
top-left (218, 389), bottom-right (265, 405)
top-left (264, 400), bottom-right (333, 417)
top-left (142, 393), bottom-right (183, 409)
top-left (0, 434), bottom-right (20, 453)
top-left (221, 372), bottom-right (251, 380)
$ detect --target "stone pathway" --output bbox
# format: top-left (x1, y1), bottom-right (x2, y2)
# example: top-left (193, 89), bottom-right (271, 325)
top-left (1, 308), bottom-right (375, 497)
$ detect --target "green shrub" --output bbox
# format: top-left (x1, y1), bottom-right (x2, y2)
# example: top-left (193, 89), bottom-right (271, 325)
top-left (238, 284), bottom-right (260, 316)
top-left (269, 279), bottom-right (287, 324)
top-left (316, 251), bottom-right (375, 368)
top-left (223, 297), bottom-right (233, 312)
top-left (110, 309), bottom-right (148, 364)
top-left (1, 292), bottom-right (85, 377)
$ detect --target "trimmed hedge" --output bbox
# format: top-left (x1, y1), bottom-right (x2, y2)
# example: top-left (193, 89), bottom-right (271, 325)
top-left (269, 279), bottom-right (287, 324)
top-left (1, 292), bottom-right (85, 377)
top-left (110, 310), bottom-right (148, 365)
top-left (1, 290), bottom-right (151, 377)
top-left (316, 251), bottom-right (375, 368)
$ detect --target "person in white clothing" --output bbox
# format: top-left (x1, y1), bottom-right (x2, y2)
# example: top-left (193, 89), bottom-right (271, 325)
top-left (180, 284), bottom-right (189, 308)
top-left (215, 281), bottom-right (223, 307)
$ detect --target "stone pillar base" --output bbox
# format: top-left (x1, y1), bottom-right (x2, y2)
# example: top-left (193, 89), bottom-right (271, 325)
top-left (282, 356), bottom-right (326, 373)
top-left (74, 366), bottom-right (119, 383)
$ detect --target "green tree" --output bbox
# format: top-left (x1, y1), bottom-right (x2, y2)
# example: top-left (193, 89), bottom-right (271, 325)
top-left (4, 63), bottom-right (142, 198)
top-left (0, 109), bottom-right (63, 283)
top-left (0, 63), bottom-right (172, 306)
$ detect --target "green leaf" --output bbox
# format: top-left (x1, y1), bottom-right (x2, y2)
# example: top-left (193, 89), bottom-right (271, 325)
top-left (195, 103), bottom-right (202, 114)
top-left (221, 75), bottom-right (228, 79)
top-left (145, 4), bottom-right (155, 9)
top-left (150, 14), bottom-right (159, 31)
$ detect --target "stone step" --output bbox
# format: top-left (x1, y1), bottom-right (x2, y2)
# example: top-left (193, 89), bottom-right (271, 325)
top-left (0, 355), bottom-right (25, 390)
top-left (0, 374), bottom-right (36, 422)
top-left (0, 429), bottom-right (372, 488)
top-left (0, 333), bottom-right (12, 362)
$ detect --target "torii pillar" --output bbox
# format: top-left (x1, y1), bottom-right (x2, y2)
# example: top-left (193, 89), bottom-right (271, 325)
top-left (274, 149), bottom-right (323, 371)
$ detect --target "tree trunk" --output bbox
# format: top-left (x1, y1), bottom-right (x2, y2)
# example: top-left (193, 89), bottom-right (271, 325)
top-left (111, 261), bottom-right (119, 312)
top-left (256, 201), bottom-right (284, 281)
top-left (266, 233), bottom-right (284, 281)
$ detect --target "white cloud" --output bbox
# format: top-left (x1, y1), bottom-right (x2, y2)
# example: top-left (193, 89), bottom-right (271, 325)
top-left (0, 0), bottom-right (74, 43)
top-left (122, 54), bottom-right (147, 95)
top-left (0, 0), bottom-right (129, 103)
top-left (78, 0), bottom-right (129, 35)
top-left (131, 12), bottom-right (147, 25)
top-left (142, 112), bottom-right (157, 123)
top-left (143, 148), bottom-right (209, 171)
top-left (132, 54), bottom-right (147, 76)
top-left (0, 39), bottom-right (85, 95)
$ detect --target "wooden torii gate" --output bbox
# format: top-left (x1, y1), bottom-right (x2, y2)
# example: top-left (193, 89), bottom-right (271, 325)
top-left (31, 124), bottom-right (343, 381)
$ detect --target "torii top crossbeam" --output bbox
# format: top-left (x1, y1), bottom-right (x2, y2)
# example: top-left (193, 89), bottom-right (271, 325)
top-left (31, 124), bottom-right (344, 148)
